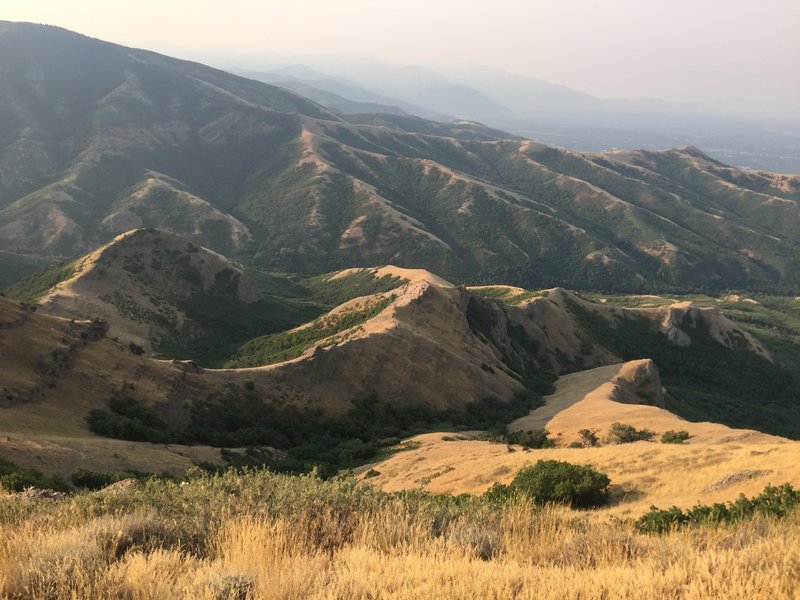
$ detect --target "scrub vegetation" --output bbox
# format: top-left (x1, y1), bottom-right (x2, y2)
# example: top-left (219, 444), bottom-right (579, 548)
top-left (1, 469), bottom-right (798, 599)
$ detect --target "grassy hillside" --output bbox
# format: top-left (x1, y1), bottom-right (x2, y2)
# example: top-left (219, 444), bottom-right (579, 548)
top-left (10, 235), bottom-right (799, 440)
top-left (4, 250), bottom-right (416, 367)
top-left (563, 299), bottom-right (800, 437)
top-left (4, 258), bottom-right (77, 303)
top-left (227, 295), bottom-right (396, 367)
top-left (470, 287), bottom-right (800, 438)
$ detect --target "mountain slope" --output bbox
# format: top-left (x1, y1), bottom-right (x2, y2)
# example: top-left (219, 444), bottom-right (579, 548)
top-left (362, 360), bottom-right (799, 517)
top-left (9, 229), bottom-right (797, 436)
top-left (2, 246), bottom-right (800, 486)
top-left (32, 228), bottom-right (315, 361)
top-left (0, 22), bottom-right (799, 292)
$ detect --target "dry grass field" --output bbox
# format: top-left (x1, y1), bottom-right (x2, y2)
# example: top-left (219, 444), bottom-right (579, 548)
top-left (364, 362), bottom-right (800, 518)
top-left (1, 470), bottom-right (798, 600)
top-left (363, 433), bottom-right (800, 519)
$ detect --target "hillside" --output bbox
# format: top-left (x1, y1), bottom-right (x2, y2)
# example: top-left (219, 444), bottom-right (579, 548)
top-left (10, 230), bottom-right (787, 428)
top-left (4, 277), bottom-right (796, 510)
top-left (29, 229), bottom-right (263, 353)
top-left (0, 23), bottom-right (799, 291)
top-left (7, 231), bottom-right (798, 437)
top-left (3, 239), bottom-right (799, 488)
top-left (363, 360), bottom-right (799, 518)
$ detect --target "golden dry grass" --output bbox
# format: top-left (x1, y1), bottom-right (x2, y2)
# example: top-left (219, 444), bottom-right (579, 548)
top-left (509, 363), bottom-right (623, 432)
top-left (1, 484), bottom-right (798, 600)
top-left (365, 433), bottom-right (800, 519)
top-left (365, 360), bottom-right (799, 519)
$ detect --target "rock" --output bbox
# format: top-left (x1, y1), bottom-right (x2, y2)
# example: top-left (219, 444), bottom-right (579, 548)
top-left (99, 478), bottom-right (142, 494)
top-left (12, 487), bottom-right (68, 500)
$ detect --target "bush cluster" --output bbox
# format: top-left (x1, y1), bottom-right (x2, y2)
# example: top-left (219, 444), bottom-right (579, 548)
top-left (606, 422), bottom-right (655, 444)
top-left (0, 458), bottom-right (69, 492)
top-left (636, 483), bottom-right (800, 533)
top-left (660, 430), bottom-right (690, 444)
top-left (86, 386), bottom-right (545, 476)
top-left (484, 459), bottom-right (610, 508)
top-left (85, 397), bottom-right (171, 443)
top-left (479, 428), bottom-right (554, 449)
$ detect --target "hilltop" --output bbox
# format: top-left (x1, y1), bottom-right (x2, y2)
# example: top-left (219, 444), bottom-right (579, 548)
top-left (0, 22), bottom-right (798, 291)
top-left (31, 229), bottom-right (271, 355)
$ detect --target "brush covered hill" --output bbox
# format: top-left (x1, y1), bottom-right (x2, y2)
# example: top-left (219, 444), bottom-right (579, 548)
top-left (33, 229), bottom-right (263, 351)
top-left (4, 233), bottom-right (799, 458)
top-left (9, 230), bottom-right (777, 419)
top-left (24, 228), bottom-right (321, 360)
top-left (4, 276), bottom-right (797, 512)
top-left (0, 22), bottom-right (799, 291)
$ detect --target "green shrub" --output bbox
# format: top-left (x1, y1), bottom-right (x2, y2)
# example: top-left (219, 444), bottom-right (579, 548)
top-left (485, 459), bottom-right (610, 508)
top-left (86, 385), bottom-right (545, 477)
top-left (606, 422), bottom-right (655, 444)
top-left (0, 458), bottom-right (69, 492)
top-left (480, 428), bottom-right (554, 449)
top-left (85, 397), bottom-right (172, 443)
top-left (660, 430), bottom-right (690, 444)
top-left (636, 483), bottom-right (800, 533)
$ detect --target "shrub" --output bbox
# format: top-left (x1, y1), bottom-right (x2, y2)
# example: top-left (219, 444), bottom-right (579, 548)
top-left (0, 458), bottom-right (69, 492)
top-left (478, 426), bottom-right (555, 451)
top-left (481, 428), bottom-right (554, 449)
top-left (578, 428), bottom-right (599, 447)
top-left (509, 429), bottom-right (555, 449)
top-left (606, 422), bottom-right (655, 444)
top-left (486, 459), bottom-right (610, 508)
top-left (85, 397), bottom-right (172, 443)
top-left (636, 483), bottom-right (800, 533)
top-left (660, 430), bottom-right (690, 444)
top-left (86, 387), bottom-right (546, 477)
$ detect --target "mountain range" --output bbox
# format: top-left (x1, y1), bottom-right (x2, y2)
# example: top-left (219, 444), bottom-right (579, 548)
top-left (235, 59), bottom-right (800, 173)
top-left (0, 226), bottom-right (798, 494)
top-left (1, 21), bottom-right (799, 295)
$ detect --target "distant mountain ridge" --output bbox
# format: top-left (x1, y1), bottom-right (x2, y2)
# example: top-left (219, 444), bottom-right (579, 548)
top-left (1, 22), bottom-right (799, 293)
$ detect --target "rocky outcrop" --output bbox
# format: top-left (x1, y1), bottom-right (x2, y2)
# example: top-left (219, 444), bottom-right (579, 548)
top-left (608, 359), bottom-right (664, 408)
top-left (654, 302), bottom-right (770, 359)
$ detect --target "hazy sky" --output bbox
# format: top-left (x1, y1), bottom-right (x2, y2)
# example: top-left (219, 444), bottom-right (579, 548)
top-left (3, 0), bottom-right (799, 119)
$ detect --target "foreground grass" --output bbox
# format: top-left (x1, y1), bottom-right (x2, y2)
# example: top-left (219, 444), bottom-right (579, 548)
top-left (1, 469), bottom-right (798, 600)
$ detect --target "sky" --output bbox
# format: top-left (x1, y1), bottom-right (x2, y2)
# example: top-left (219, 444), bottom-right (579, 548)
top-left (2, 0), bottom-right (799, 120)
